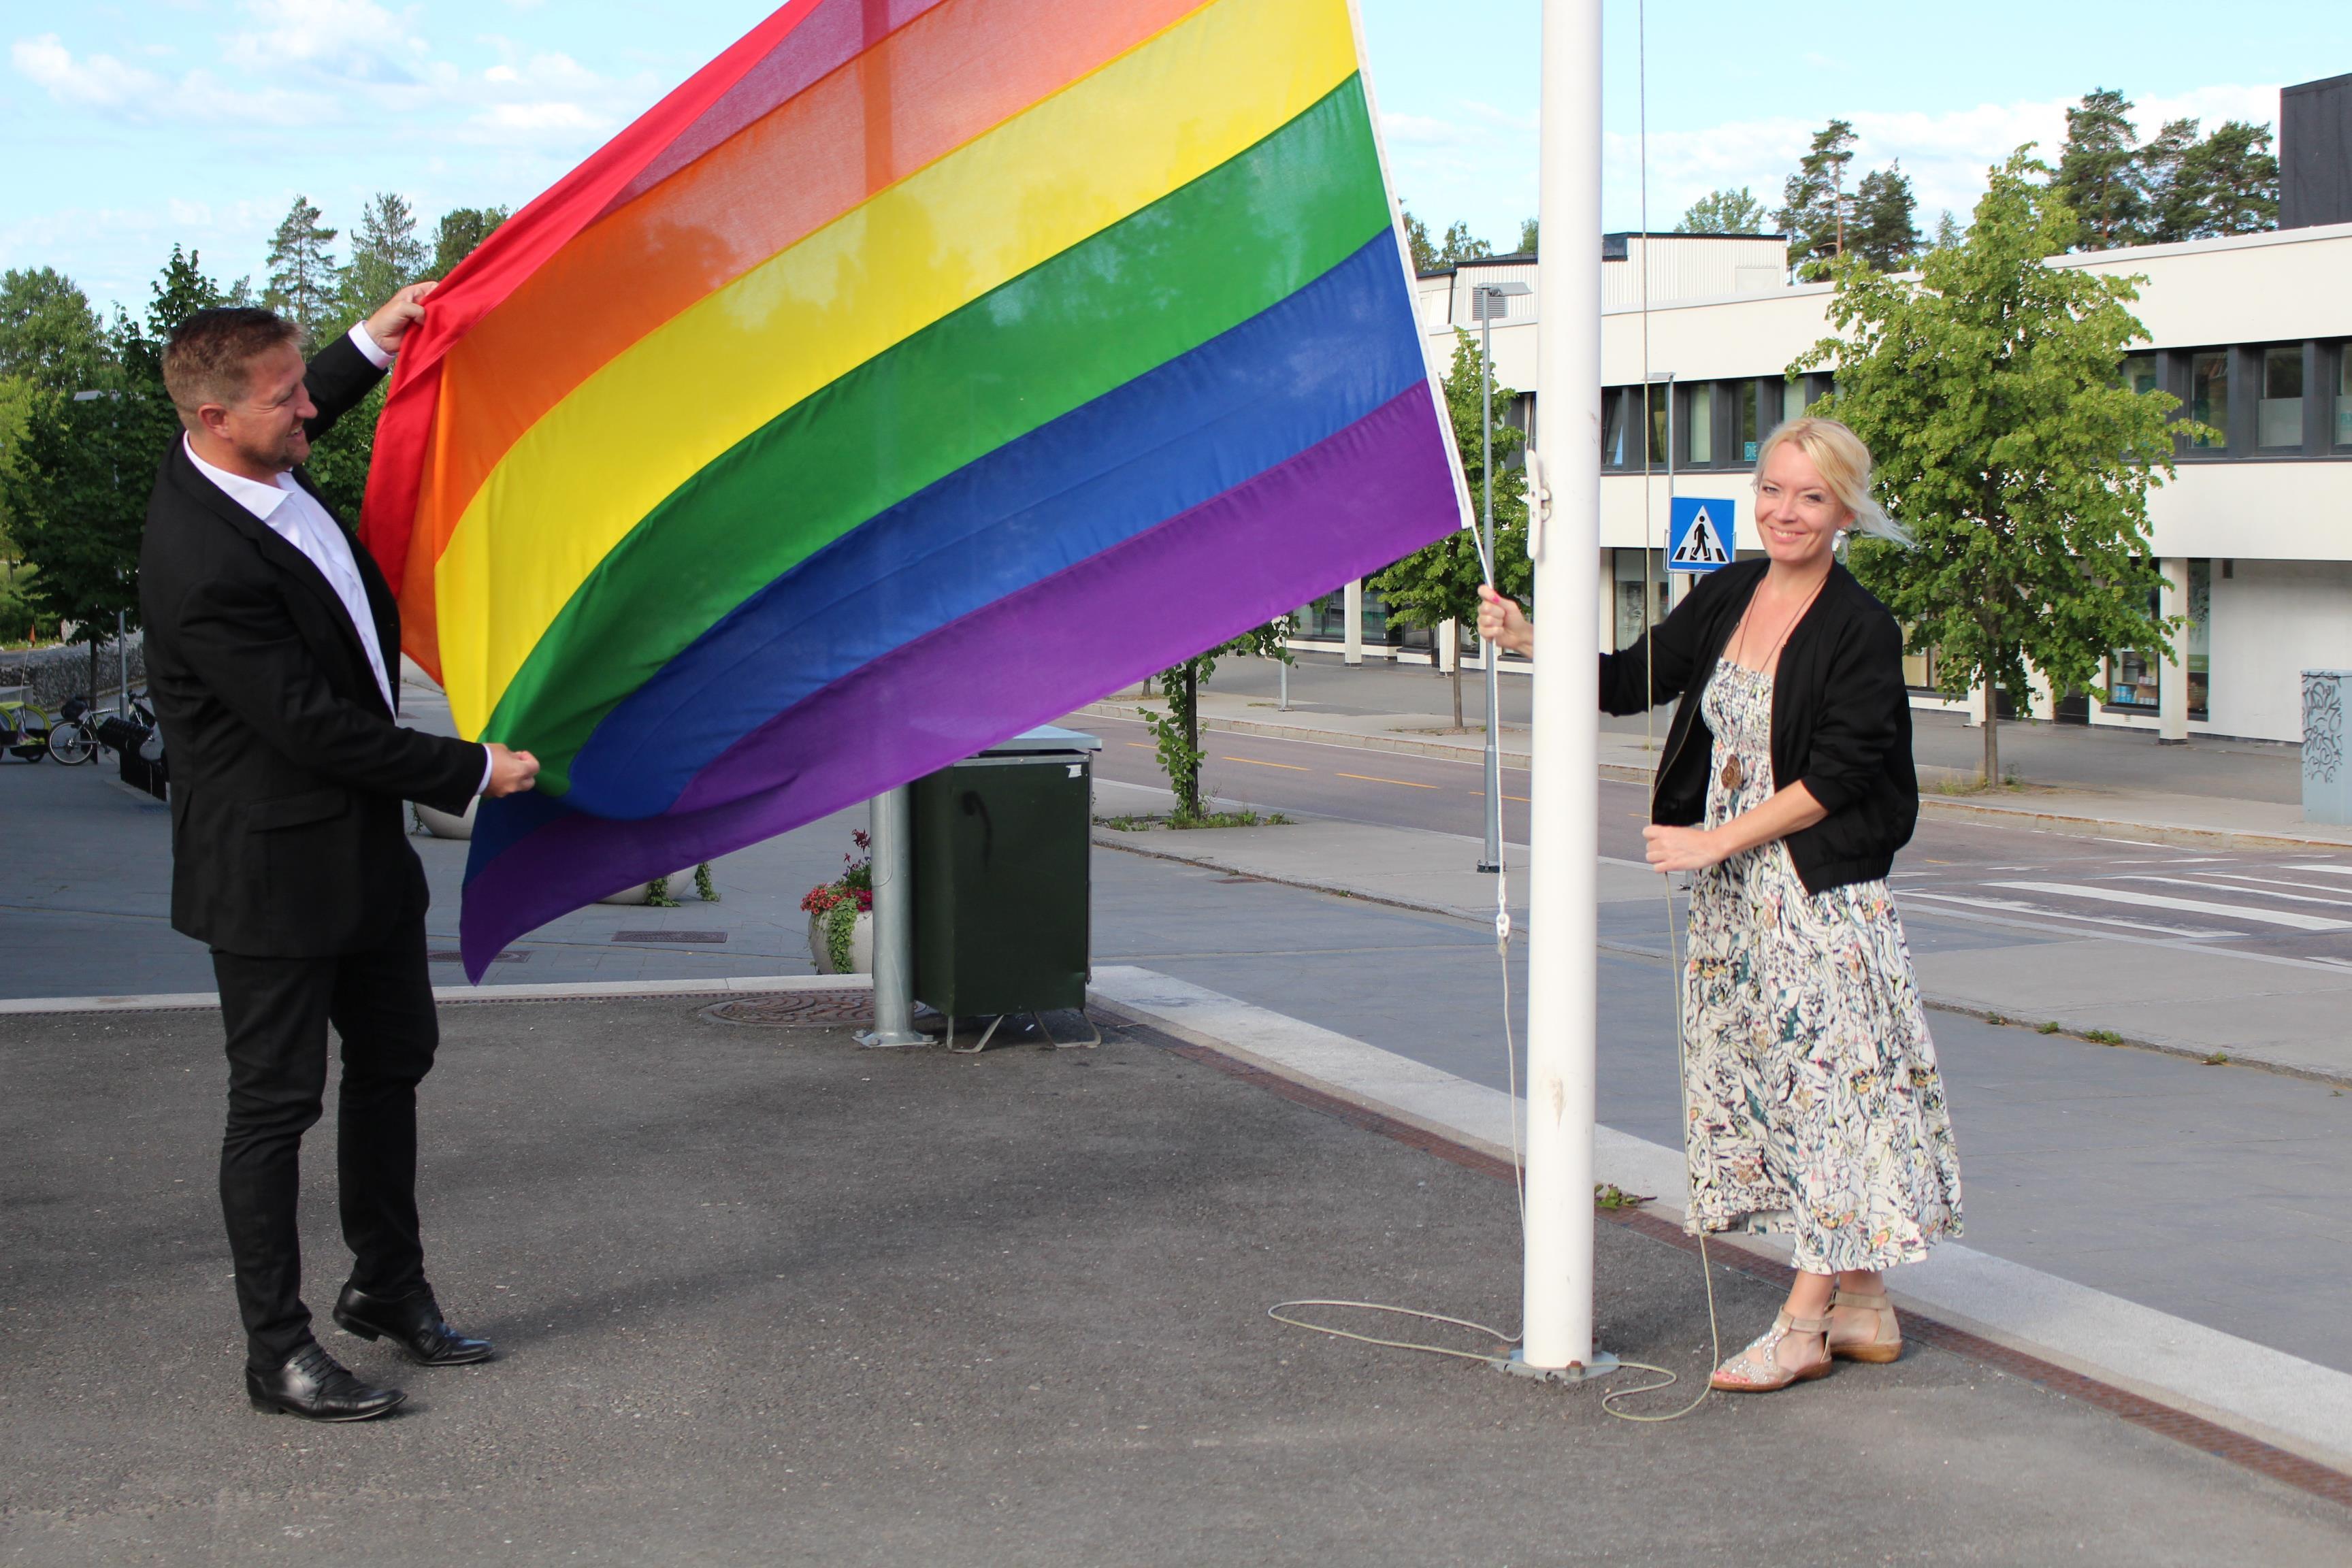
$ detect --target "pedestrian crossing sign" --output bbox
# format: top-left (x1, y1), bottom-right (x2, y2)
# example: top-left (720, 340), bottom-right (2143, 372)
top-left (1668, 497), bottom-right (1735, 572)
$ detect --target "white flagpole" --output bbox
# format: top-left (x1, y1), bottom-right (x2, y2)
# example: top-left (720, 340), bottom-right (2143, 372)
top-left (1516, 0), bottom-right (1609, 1379)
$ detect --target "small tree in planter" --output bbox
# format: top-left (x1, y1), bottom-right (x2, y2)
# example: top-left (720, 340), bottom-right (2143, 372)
top-left (800, 830), bottom-right (873, 973)
top-left (1141, 619), bottom-right (1290, 826)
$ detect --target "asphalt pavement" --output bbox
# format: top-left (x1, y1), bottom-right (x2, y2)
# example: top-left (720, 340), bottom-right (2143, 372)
top-left (7, 997), bottom-right (2349, 1566)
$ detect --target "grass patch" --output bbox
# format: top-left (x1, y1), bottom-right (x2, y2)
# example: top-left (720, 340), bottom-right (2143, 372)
top-left (1094, 809), bottom-right (1293, 832)
top-left (1594, 1184), bottom-right (1652, 1210)
top-left (2036, 1021), bottom-right (2061, 1034)
top-left (2201, 1050), bottom-right (2230, 1066)
top-left (2084, 1028), bottom-right (2124, 1045)
top-left (1984, 1012), bottom-right (2008, 1026)
top-left (1931, 770), bottom-right (2026, 796)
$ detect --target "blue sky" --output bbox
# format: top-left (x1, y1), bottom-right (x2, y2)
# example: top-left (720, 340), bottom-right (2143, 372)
top-left (4, 0), bottom-right (2345, 314)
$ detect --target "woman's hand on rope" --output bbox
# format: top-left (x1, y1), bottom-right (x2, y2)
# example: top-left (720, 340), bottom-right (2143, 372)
top-left (1475, 584), bottom-right (1533, 657)
top-left (1642, 823), bottom-right (1727, 874)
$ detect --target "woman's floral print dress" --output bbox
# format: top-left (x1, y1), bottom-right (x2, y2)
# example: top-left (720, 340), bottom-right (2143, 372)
top-left (1680, 659), bottom-right (1963, 1274)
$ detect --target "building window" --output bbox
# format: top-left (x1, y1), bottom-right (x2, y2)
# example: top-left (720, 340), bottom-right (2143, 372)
top-left (2259, 345), bottom-right (2304, 449)
top-left (1601, 388), bottom-right (1633, 469)
top-left (2106, 648), bottom-right (2161, 711)
top-left (2119, 354), bottom-right (2159, 395)
top-left (1900, 643), bottom-right (1946, 693)
top-left (2337, 348), bottom-right (2352, 448)
top-left (1731, 381), bottom-right (1761, 462)
top-left (2188, 352), bottom-right (2229, 450)
top-left (1686, 382), bottom-right (1714, 466)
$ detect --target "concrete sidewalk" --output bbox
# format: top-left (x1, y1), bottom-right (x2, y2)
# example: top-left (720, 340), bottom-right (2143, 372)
top-left (5, 994), bottom-right (2348, 1565)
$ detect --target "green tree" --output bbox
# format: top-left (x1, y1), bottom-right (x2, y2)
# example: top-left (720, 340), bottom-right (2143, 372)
top-left (431, 206), bottom-right (509, 278)
top-left (1439, 220), bottom-right (1492, 267)
top-left (2150, 120), bottom-right (2279, 240)
top-left (0, 267), bottom-right (108, 393)
top-left (2055, 88), bottom-right (2146, 249)
top-left (339, 192), bottom-right (428, 326)
top-left (1141, 622), bottom-right (1290, 824)
top-left (3, 247), bottom-right (228, 693)
top-left (1678, 186), bottom-right (1766, 235)
top-left (1927, 210), bottom-right (1964, 252)
top-left (263, 194), bottom-right (340, 335)
top-left (1848, 163), bottom-right (1920, 272)
top-left (1370, 329), bottom-right (1533, 727)
top-left (1516, 215), bottom-right (1539, 255)
top-left (1403, 209), bottom-right (1440, 273)
top-left (1797, 150), bottom-right (2194, 783)
top-left (1776, 119), bottom-right (1857, 279)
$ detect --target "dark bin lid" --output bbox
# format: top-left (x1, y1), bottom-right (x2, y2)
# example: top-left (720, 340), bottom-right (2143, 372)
top-left (977, 723), bottom-right (1103, 756)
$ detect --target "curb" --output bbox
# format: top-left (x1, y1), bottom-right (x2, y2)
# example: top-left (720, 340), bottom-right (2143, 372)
top-left (0, 973), bottom-right (865, 1017)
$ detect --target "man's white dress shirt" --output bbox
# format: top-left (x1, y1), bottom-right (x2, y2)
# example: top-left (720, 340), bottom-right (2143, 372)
top-left (185, 322), bottom-right (489, 796)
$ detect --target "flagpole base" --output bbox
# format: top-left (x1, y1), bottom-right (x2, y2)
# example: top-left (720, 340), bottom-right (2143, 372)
top-left (1501, 1349), bottom-right (1620, 1384)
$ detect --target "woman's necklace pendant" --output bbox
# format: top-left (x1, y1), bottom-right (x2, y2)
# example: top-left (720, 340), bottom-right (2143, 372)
top-left (1720, 755), bottom-right (1745, 790)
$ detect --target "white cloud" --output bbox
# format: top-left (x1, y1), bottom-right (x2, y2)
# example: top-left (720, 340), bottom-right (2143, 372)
top-left (223, 0), bottom-right (431, 85)
top-left (12, 32), bottom-right (329, 122)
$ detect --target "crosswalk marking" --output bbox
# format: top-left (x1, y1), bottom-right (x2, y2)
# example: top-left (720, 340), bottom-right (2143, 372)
top-left (1902, 889), bottom-right (2232, 938)
top-left (2285, 864), bottom-right (2352, 878)
top-left (2123, 873), bottom-right (2352, 910)
top-left (1989, 881), bottom-right (2352, 932)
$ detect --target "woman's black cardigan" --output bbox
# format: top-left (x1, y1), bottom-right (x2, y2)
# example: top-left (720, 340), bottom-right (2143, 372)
top-left (1601, 557), bottom-right (1919, 894)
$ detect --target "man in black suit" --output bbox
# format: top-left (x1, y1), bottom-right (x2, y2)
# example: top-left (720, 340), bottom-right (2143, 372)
top-left (141, 289), bottom-right (540, 1422)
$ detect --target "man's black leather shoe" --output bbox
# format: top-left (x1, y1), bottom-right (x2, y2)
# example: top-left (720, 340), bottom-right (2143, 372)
top-left (332, 1283), bottom-right (496, 1366)
top-left (246, 1343), bottom-right (405, 1422)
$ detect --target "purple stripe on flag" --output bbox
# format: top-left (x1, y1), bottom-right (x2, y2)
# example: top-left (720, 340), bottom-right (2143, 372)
top-left (457, 384), bottom-right (1455, 975)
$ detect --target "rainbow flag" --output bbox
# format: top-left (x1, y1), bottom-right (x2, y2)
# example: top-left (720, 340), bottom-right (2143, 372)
top-left (361, 0), bottom-right (1465, 977)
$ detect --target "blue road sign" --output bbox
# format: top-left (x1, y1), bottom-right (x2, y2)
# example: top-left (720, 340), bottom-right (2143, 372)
top-left (1667, 497), bottom-right (1736, 572)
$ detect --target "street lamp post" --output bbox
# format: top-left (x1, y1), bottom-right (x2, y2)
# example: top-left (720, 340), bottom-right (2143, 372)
top-left (1471, 280), bottom-right (1529, 875)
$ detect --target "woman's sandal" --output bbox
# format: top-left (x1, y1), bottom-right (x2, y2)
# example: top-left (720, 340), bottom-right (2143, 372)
top-left (1829, 1286), bottom-right (1904, 1364)
top-left (1708, 1309), bottom-right (1835, 1392)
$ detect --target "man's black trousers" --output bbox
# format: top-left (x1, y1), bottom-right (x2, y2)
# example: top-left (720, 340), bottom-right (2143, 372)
top-left (211, 919), bottom-right (439, 1370)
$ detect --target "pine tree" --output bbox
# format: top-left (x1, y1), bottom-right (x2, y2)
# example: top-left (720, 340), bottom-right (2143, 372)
top-left (2055, 88), bottom-right (2146, 249)
top-left (1775, 120), bottom-right (1857, 280)
top-left (338, 193), bottom-right (428, 327)
top-left (1929, 211), bottom-right (1964, 252)
top-left (2164, 121), bottom-right (2280, 239)
top-left (431, 206), bottom-right (508, 278)
top-left (1678, 186), bottom-right (1767, 235)
top-left (1848, 163), bottom-right (1921, 272)
top-left (263, 195), bottom-right (339, 334)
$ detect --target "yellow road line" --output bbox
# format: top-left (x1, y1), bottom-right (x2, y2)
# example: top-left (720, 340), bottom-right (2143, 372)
top-left (1337, 772), bottom-right (1439, 790)
top-left (1223, 755), bottom-right (1309, 770)
top-left (1465, 790), bottom-right (1531, 802)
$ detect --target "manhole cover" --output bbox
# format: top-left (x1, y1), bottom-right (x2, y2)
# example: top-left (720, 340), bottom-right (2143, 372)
top-left (698, 990), bottom-right (874, 1028)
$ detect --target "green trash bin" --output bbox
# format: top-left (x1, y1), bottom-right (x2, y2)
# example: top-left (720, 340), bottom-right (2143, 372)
top-left (911, 725), bottom-right (1101, 1049)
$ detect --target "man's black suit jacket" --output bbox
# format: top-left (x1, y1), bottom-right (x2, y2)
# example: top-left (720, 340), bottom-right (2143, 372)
top-left (140, 333), bottom-right (487, 959)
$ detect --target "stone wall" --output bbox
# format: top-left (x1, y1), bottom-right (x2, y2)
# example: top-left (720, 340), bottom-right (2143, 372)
top-left (0, 635), bottom-right (146, 710)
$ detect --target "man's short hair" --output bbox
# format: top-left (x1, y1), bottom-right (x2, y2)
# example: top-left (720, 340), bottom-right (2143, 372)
top-left (161, 308), bottom-right (304, 428)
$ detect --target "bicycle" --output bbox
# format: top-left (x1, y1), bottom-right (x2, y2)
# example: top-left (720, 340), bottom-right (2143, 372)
top-left (44, 696), bottom-right (98, 765)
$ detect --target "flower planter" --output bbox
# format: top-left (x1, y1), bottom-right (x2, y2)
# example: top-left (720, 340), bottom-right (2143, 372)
top-left (807, 910), bottom-right (873, 975)
top-left (597, 868), bottom-right (698, 906)
top-left (413, 798), bottom-right (478, 839)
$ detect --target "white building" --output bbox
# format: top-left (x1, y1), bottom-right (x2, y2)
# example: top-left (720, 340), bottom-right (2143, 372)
top-left (1322, 218), bottom-right (2352, 745)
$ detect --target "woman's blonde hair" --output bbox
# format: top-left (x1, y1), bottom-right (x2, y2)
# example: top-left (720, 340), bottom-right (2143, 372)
top-left (1754, 415), bottom-right (1910, 544)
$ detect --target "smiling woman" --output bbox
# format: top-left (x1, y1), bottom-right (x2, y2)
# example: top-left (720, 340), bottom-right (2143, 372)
top-left (1480, 414), bottom-right (1960, 1394)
